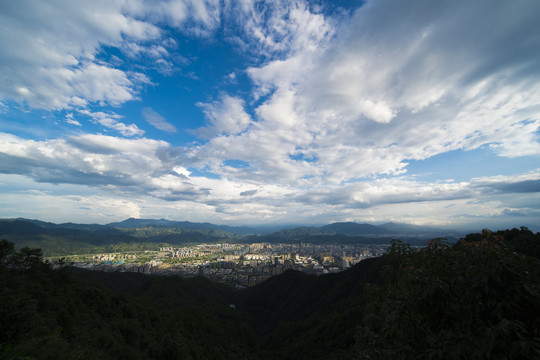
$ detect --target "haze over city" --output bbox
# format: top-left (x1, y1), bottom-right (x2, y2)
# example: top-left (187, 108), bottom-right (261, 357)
top-left (1, 0), bottom-right (539, 231)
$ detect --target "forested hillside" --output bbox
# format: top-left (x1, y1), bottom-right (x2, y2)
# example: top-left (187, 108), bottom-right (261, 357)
top-left (1, 228), bottom-right (539, 359)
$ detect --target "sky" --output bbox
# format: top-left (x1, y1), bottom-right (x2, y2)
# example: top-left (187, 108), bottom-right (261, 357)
top-left (1, 0), bottom-right (539, 231)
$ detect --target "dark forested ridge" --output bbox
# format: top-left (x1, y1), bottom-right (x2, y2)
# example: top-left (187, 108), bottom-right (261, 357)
top-left (1, 227), bottom-right (540, 359)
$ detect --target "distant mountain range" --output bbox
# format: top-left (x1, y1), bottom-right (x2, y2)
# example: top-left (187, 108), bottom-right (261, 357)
top-left (106, 218), bottom-right (265, 235)
top-left (107, 218), bottom-right (464, 236)
top-left (0, 217), bottom-right (467, 256)
top-left (321, 222), bottom-right (390, 235)
top-left (2, 217), bottom-right (464, 237)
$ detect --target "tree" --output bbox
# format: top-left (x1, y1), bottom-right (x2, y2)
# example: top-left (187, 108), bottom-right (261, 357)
top-left (0, 239), bottom-right (15, 265)
top-left (11, 247), bottom-right (44, 271)
top-left (356, 236), bottom-right (540, 359)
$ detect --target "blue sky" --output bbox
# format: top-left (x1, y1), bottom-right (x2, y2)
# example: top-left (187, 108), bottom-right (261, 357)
top-left (1, 0), bottom-right (539, 230)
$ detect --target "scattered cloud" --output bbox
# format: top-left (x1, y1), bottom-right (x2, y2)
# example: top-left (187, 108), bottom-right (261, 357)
top-left (0, 132), bottom-right (179, 193)
top-left (196, 95), bottom-right (252, 139)
top-left (470, 172), bottom-right (540, 194)
top-left (2, 129), bottom-right (540, 227)
top-left (191, 0), bottom-right (540, 188)
top-left (142, 107), bottom-right (178, 133)
top-left (65, 113), bottom-right (82, 127)
top-left (79, 110), bottom-right (144, 137)
top-left (147, 0), bottom-right (221, 36)
top-left (224, 0), bottom-right (334, 58)
top-left (0, 175), bottom-right (142, 223)
top-left (1, 0), bottom-right (539, 228)
top-left (0, 0), bottom-right (223, 111)
top-left (225, 72), bottom-right (237, 83)
top-left (0, 0), bottom-right (157, 110)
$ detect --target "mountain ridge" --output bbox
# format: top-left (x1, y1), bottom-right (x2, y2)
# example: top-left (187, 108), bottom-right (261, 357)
top-left (1, 217), bottom-right (464, 238)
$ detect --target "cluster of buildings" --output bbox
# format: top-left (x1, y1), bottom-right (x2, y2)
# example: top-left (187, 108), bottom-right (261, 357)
top-left (67, 242), bottom-right (388, 287)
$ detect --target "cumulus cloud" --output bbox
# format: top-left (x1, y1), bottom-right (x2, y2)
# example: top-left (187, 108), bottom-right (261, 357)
top-left (292, 170), bottom-right (540, 211)
top-left (0, 0), bottom-right (156, 110)
top-left (149, 0), bottom-right (221, 36)
top-left (78, 110), bottom-right (145, 137)
top-left (2, 130), bottom-right (540, 227)
top-left (0, 132), bottom-right (205, 200)
top-left (202, 173), bottom-right (540, 227)
top-left (192, 0), bottom-right (540, 188)
top-left (0, 0), bottom-right (223, 111)
top-left (0, 181), bottom-right (143, 223)
top-left (1, 0), bottom-right (540, 228)
top-left (196, 95), bottom-right (252, 138)
top-left (224, 0), bottom-right (334, 58)
top-left (142, 107), bottom-right (178, 133)
top-left (470, 172), bottom-right (540, 194)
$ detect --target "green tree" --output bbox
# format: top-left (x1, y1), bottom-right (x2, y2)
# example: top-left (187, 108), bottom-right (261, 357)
top-left (0, 239), bottom-right (15, 265)
top-left (11, 247), bottom-right (44, 271)
top-left (356, 236), bottom-right (540, 359)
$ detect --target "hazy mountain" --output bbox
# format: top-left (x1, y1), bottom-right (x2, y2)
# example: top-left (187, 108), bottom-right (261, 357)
top-left (1, 218), bottom-right (464, 250)
top-left (0, 218), bottom-right (279, 255)
top-left (378, 222), bottom-right (465, 236)
top-left (106, 218), bottom-right (179, 228)
top-left (106, 217), bottom-right (266, 235)
top-left (5, 218), bottom-right (108, 232)
top-left (320, 222), bottom-right (393, 235)
top-left (0, 219), bottom-right (45, 234)
top-left (255, 221), bottom-right (464, 243)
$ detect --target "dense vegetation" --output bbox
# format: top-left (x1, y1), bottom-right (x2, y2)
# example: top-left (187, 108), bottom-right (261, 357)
top-left (357, 229), bottom-right (540, 359)
top-left (1, 228), bottom-right (539, 359)
top-left (0, 240), bottom-right (257, 359)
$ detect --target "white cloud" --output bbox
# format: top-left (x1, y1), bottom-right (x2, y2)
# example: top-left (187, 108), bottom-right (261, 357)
top-left (147, 0), bottom-right (221, 35)
top-left (78, 110), bottom-right (145, 137)
top-left (196, 95), bottom-right (252, 138)
top-left (0, 0), bottom-right (223, 111)
top-left (0, 0), bottom-right (158, 110)
top-left (225, 72), bottom-right (237, 82)
top-left (225, 0), bottom-right (334, 58)
top-left (1, 131), bottom-right (540, 228)
top-left (0, 132), bottom-right (177, 189)
top-left (65, 114), bottom-right (82, 127)
top-left (193, 0), bottom-right (540, 187)
top-left (186, 172), bottom-right (540, 228)
top-left (142, 107), bottom-right (178, 133)
top-left (0, 174), bottom-right (142, 223)
top-left (1, 0), bottom-right (540, 228)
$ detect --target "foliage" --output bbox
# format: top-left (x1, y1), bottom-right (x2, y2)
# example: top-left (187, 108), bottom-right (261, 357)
top-left (10, 247), bottom-right (45, 271)
top-left (0, 239), bottom-right (15, 264)
top-left (356, 230), bottom-right (540, 359)
top-left (0, 240), bottom-right (259, 359)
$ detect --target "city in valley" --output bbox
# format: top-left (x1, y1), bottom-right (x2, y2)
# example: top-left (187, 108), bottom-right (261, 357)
top-left (55, 243), bottom-right (387, 288)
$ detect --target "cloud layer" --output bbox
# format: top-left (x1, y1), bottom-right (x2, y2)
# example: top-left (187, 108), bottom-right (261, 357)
top-left (0, 0), bottom-right (224, 111)
top-left (1, 0), bottom-right (539, 228)
top-left (196, 0), bottom-right (540, 186)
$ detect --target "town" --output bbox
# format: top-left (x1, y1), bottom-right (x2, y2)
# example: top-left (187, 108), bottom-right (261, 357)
top-left (60, 242), bottom-right (388, 288)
